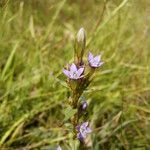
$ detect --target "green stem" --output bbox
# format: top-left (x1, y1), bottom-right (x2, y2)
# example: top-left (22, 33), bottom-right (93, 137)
top-left (79, 140), bottom-right (87, 150)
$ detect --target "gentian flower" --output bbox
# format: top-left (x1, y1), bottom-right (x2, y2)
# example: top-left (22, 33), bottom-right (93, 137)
top-left (77, 122), bottom-right (92, 141)
top-left (88, 52), bottom-right (104, 68)
top-left (57, 145), bottom-right (62, 150)
top-left (82, 101), bottom-right (88, 110)
top-left (63, 63), bottom-right (84, 80)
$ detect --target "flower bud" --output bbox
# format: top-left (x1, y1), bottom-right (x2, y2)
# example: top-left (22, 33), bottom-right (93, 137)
top-left (74, 27), bottom-right (86, 65)
top-left (82, 101), bottom-right (88, 110)
top-left (77, 28), bottom-right (86, 44)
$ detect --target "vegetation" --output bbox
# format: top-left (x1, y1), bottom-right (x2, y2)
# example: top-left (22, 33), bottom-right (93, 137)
top-left (0, 0), bottom-right (149, 149)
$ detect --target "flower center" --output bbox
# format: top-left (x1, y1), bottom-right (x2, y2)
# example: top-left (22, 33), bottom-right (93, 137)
top-left (73, 71), bottom-right (78, 78)
top-left (92, 59), bottom-right (98, 65)
top-left (80, 126), bottom-right (86, 133)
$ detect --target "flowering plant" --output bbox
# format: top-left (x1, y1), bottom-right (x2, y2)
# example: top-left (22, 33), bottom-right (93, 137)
top-left (58, 28), bottom-right (104, 149)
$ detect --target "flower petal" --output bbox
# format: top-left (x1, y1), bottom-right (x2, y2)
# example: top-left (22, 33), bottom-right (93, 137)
top-left (76, 125), bottom-right (80, 131)
top-left (98, 61), bottom-right (104, 67)
top-left (70, 63), bottom-right (77, 72)
top-left (82, 101), bottom-right (88, 110)
top-left (81, 122), bottom-right (88, 128)
top-left (81, 131), bottom-right (87, 138)
top-left (63, 69), bottom-right (70, 77)
top-left (78, 75), bottom-right (84, 79)
top-left (86, 127), bottom-right (92, 133)
top-left (88, 52), bottom-right (94, 61)
top-left (77, 67), bottom-right (84, 76)
top-left (94, 55), bottom-right (100, 63)
top-left (77, 133), bottom-right (84, 141)
top-left (89, 61), bottom-right (97, 67)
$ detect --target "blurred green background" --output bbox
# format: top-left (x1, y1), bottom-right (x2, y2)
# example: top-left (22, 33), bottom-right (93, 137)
top-left (0, 0), bottom-right (150, 149)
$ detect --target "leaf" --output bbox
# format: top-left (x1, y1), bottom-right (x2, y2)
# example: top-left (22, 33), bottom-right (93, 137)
top-left (63, 106), bottom-right (77, 122)
top-left (1, 42), bottom-right (19, 80)
top-left (29, 15), bottom-right (35, 39)
top-left (69, 139), bottom-right (79, 150)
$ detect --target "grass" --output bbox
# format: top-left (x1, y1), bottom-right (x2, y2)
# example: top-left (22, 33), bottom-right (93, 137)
top-left (0, 0), bottom-right (150, 149)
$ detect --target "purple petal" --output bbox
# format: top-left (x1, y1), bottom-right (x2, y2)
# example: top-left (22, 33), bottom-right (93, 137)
top-left (88, 52), bottom-right (94, 61)
top-left (82, 101), bottom-right (88, 110)
top-left (78, 75), bottom-right (84, 79)
top-left (89, 61), bottom-right (97, 67)
top-left (77, 133), bottom-right (85, 141)
top-left (69, 71), bottom-right (84, 80)
top-left (94, 55), bottom-right (100, 63)
top-left (86, 127), bottom-right (92, 133)
top-left (81, 122), bottom-right (88, 128)
top-left (63, 69), bottom-right (70, 77)
top-left (77, 133), bottom-right (84, 141)
top-left (81, 132), bottom-right (87, 138)
top-left (70, 63), bottom-right (77, 72)
top-left (76, 125), bottom-right (80, 131)
top-left (98, 61), bottom-right (104, 67)
top-left (77, 67), bottom-right (84, 76)
top-left (70, 72), bottom-right (78, 79)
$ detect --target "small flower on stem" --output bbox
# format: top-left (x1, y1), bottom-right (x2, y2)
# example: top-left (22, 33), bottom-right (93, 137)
top-left (63, 63), bottom-right (84, 80)
top-left (82, 101), bottom-right (88, 110)
top-left (77, 122), bottom-right (92, 141)
top-left (88, 52), bottom-right (104, 68)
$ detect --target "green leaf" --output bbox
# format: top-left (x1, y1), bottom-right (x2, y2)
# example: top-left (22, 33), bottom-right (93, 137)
top-left (69, 139), bottom-right (79, 150)
top-left (63, 106), bottom-right (77, 122)
top-left (1, 42), bottom-right (19, 80)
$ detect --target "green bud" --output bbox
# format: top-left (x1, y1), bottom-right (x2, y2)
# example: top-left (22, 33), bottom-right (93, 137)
top-left (74, 27), bottom-right (86, 65)
top-left (77, 27), bottom-right (86, 44)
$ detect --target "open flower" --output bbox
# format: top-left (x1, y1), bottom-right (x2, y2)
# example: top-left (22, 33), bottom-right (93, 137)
top-left (88, 52), bottom-right (104, 68)
top-left (63, 63), bottom-right (84, 79)
top-left (77, 122), bottom-right (92, 141)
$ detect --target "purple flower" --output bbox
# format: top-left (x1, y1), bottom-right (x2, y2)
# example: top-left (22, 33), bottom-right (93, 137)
top-left (57, 145), bottom-right (62, 150)
top-left (88, 52), bottom-right (104, 68)
top-left (77, 122), bottom-right (92, 141)
top-left (82, 101), bottom-right (88, 110)
top-left (63, 63), bottom-right (84, 79)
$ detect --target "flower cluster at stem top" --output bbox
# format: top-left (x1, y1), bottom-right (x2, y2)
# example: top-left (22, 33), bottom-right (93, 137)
top-left (63, 51), bottom-right (104, 80)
